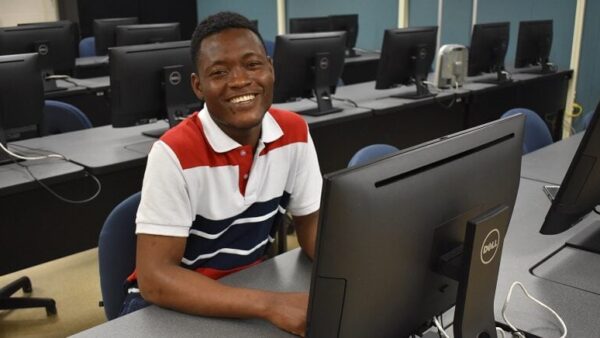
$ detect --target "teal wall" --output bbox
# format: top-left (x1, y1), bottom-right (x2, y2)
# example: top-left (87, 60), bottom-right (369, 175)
top-left (286, 0), bottom-right (398, 51)
top-left (196, 0), bottom-right (278, 41)
top-left (576, 0), bottom-right (600, 122)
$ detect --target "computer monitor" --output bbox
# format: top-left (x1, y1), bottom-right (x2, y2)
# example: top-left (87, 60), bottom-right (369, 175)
top-left (115, 23), bottom-right (181, 47)
top-left (0, 53), bottom-right (44, 146)
top-left (329, 14), bottom-right (359, 57)
top-left (289, 16), bottom-right (331, 34)
top-left (307, 114), bottom-right (525, 338)
top-left (514, 20), bottom-right (554, 74)
top-left (0, 20), bottom-right (77, 91)
top-left (272, 31), bottom-right (346, 116)
top-left (93, 17), bottom-right (139, 55)
top-left (468, 22), bottom-right (511, 84)
top-left (541, 102), bottom-right (600, 245)
top-left (375, 26), bottom-right (438, 99)
top-left (18, 20), bottom-right (80, 56)
top-left (289, 15), bottom-right (359, 58)
top-left (109, 40), bottom-right (201, 137)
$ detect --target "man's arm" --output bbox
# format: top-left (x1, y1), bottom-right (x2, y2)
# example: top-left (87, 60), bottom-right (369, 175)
top-left (136, 234), bottom-right (308, 336)
top-left (292, 210), bottom-right (319, 260)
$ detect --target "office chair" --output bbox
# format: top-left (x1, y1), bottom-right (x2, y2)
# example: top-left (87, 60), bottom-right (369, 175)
top-left (501, 108), bottom-right (553, 154)
top-left (41, 100), bottom-right (93, 136)
top-left (348, 144), bottom-right (399, 167)
top-left (98, 191), bottom-right (140, 320)
top-left (0, 276), bottom-right (57, 315)
top-left (79, 37), bottom-right (96, 57)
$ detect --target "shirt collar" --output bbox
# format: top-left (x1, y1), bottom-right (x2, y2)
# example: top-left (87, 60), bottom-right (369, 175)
top-left (198, 107), bottom-right (283, 154)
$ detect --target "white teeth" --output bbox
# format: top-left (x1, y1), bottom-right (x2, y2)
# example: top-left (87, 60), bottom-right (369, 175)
top-left (230, 94), bottom-right (256, 104)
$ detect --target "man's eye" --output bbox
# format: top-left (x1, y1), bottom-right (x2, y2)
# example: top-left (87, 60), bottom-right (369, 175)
top-left (210, 70), bottom-right (227, 77)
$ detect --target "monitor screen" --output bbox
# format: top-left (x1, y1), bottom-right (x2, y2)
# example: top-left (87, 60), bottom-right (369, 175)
top-left (0, 53), bottom-right (44, 142)
top-left (290, 15), bottom-right (359, 57)
top-left (115, 23), bottom-right (181, 47)
top-left (109, 40), bottom-right (201, 137)
top-left (375, 26), bottom-right (438, 99)
top-left (468, 22), bottom-right (510, 81)
top-left (93, 17), bottom-right (139, 55)
top-left (0, 21), bottom-right (77, 75)
top-left (289, 16), bottom-right (331, 34)
top-left (514, 20), bottom-right (554, 73)
top-left (541, 102), bottom-right (600, 236)
top-left (272, 31), bottom-right (346, 116)
top-left (307, 114), bottom-right (524, 338)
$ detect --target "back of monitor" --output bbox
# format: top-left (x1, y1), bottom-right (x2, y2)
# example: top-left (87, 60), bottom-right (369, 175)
top-left (434, 44), bottom-right (468, 89)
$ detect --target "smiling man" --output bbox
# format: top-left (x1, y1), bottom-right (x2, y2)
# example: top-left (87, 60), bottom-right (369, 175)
top-left (119, 12), bottom-right (322, 337)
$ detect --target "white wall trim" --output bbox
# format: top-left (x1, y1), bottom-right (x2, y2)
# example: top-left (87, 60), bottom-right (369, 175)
top-left (277, 0), bottom-right (286, 35)
top-left (471, 0), bottom-right (478, 30)
top-left (564, 0), bottom-right (587, 138)
top-left (399, 0), bottom-right (409, 28)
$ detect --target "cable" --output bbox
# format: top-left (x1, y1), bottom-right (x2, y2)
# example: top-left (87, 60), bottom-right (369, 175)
top-left (496, 327), bottom-right (507, 338)
top-left (501, 281), bottom-right (567, 338)
top-left (331, 96), bottom-right (359, 107)
top-left (432, 316), bottom-right (450, 338)
top-left (594, 206), bottom-right (600, 215)
top-left (3, 143), bottom-right (102, 204)
top-left (15, 160), bottom-right (102, 204)
top-left (0, 141), bottom-right (66, 161)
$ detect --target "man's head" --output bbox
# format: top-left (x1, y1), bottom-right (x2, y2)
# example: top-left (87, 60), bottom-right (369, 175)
top-left (190, 12), bottom-right (274, 144)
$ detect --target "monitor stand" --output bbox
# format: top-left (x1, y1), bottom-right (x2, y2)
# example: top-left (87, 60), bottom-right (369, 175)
top-left (437, 205), bottom-right (511, 338)
top-left (391, 79), bottom-right (436, 100)
top-left (476, 69), bottom-right (513, 85)
top-left (300, 52), bottom-right (342, 117)
top-left (519, 62), bottom-right (557, 75)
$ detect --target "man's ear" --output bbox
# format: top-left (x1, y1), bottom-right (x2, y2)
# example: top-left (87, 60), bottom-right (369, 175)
top-left (190, 72), bottom-right (204, 100)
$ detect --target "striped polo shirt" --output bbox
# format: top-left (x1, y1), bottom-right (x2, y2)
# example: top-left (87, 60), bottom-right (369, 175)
top-left (135, 106), bottom-right (322, 279)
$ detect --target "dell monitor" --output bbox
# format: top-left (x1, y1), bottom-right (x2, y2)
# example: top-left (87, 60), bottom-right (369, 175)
top-left (109, 40), bottom-right (201, 137)
top-left (290, 15), bottom-right (359, 58)
top-left (541, 102), bottom-right (600, 245)
top-left (375, 26), bottom-right (438, 99)
top-left (468, 22), bottom-right (511, 84)
top-left (515, 20), bottom-right (554, 74)
top-left (0, 53), bottom-right (44, 145)
top-left (0, 21), bottom-right (77, 91)
top-left (115, 23), bottom-right (181, 47)
top-left (93, 17), bottom-right (139, 55)
top-left (272, 31), bottom-right (346, 116)
top-left (307, 114), bottom-right (525, 338)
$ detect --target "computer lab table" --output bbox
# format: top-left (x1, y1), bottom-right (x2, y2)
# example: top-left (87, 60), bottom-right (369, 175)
top-left (71, 174), bottom-right (600, 337)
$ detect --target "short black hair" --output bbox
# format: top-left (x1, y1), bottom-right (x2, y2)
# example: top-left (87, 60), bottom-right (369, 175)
top-left (191, 11), bottom-right (265, 71)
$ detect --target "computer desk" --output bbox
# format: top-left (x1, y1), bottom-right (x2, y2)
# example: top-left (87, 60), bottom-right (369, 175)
top-left (521, 132), bottom-right (582, 185)
top-left (71, 136), bottom-right (600, 337)
top-left (341, 51), bottom-right (380, 85)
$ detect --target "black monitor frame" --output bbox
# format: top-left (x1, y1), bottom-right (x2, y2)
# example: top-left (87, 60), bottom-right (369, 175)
top-left (515, 20), bottom-right (555, 74)
top-left (307, 114), bottom-right (525, 338)
top-left (289, 14), bottom-right (359, 57)
top-left (0, 53), bottom-right (44, 144)
top-left (375, 26), bottom-right (438, 99)
top-left (541, 102), bottom-right (600, 250)
top-left (0, 21), bottom-right (77, 91)
top-left (272, 31), bottom-right (346, 116)
top-left (109, 40), bottom-right (201, 137)
top-left (115, 23), bottom-right (181, 47)
top-left (468, 22), bottom-right (511, 84)
top-left (93, 17), bottom-right (139, 56)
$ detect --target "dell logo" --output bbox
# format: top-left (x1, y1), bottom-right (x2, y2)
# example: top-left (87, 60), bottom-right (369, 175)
top-left (319, 56), bottom-right (329, 70)
top-left (169, 71), bottom-right (182, 86)
top-left (480, 229), bottom-right (500, 265)
top-left (37, 44), bottom-right (49, 55)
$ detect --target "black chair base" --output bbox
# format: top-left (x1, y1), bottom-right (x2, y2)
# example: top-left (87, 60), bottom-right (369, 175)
top-left (0, 276), bottom-right (57, 316)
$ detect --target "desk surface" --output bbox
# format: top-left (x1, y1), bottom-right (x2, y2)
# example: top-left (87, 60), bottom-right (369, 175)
top-left (521, 132), bottom-right (582, 184)
top-left (11, 123), bottom-right (163, 175)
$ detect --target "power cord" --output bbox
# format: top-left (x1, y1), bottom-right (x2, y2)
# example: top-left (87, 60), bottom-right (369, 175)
top-left (331, 96), bottom-right (359, 107)
top-left (501, 281), bottom-right (567, 338)
top-left (2, 143), bottom-right (102, 204)
top-left (432, 316), bottom-right (450, 338)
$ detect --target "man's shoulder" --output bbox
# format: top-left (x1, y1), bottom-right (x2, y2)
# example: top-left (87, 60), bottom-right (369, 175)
top-left (158, 112), bottom-right (210, 167)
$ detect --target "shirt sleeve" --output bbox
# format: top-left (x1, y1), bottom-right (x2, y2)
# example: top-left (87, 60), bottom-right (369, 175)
top-left (287, 129), bottom-right (323, 216)
top-left (135, 140), bottom-right (193, 237)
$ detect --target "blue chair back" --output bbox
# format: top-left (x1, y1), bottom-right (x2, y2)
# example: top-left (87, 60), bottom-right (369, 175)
top-left (41, 100), bottom-right (92, 136)
top-left (98, 192), bottom-right (140, 320)
top-left (501, 108), bottom-right (553, 154)
top-left (348, 144), bottom-right (399, 167)
top-left (581, 111), bottom-right (595, 131)
top-left (264, 39), bottom-right (275, 58)
top-left (79, 37), bottom-right (96, 57)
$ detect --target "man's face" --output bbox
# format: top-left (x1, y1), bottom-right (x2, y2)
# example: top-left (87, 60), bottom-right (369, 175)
top-left (191, 28), bottom-right (274, 136)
